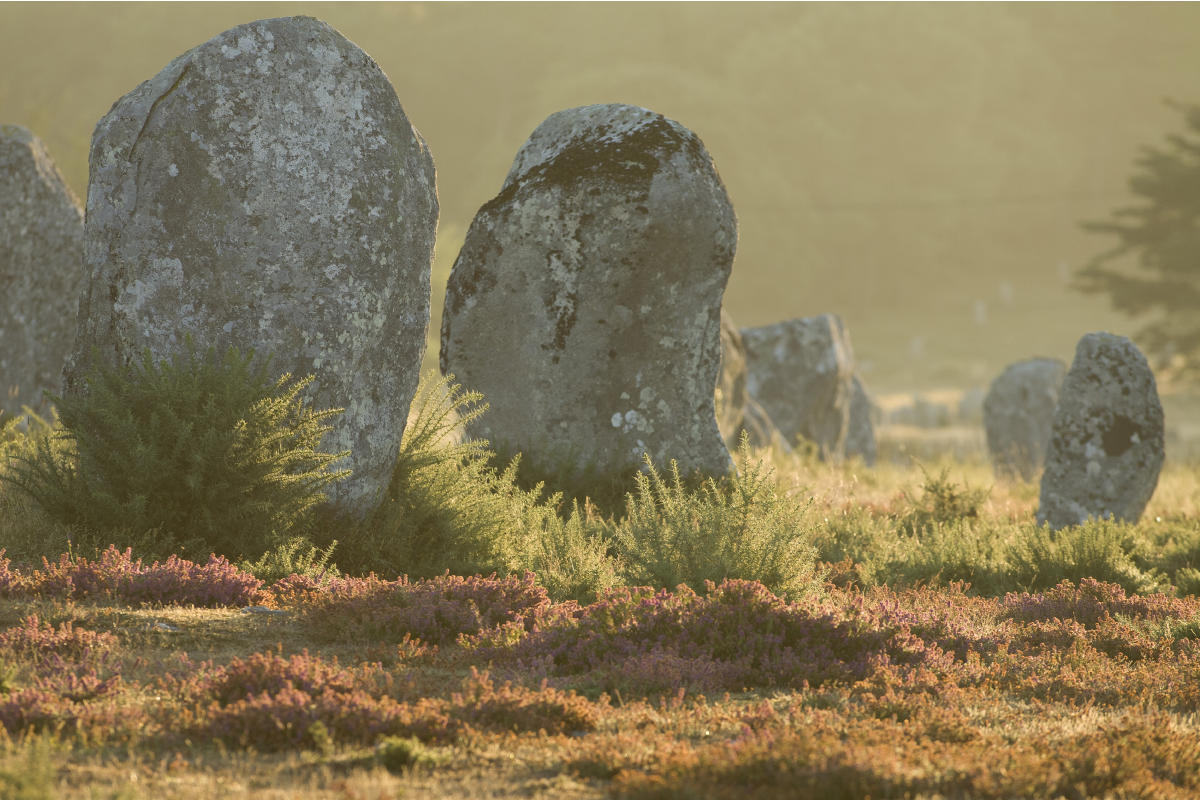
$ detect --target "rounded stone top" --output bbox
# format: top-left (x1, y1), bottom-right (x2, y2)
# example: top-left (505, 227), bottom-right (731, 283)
top-left (499, 103), bottom-right (713, 195)
top-left (0, 124), bottom-right (36, 145)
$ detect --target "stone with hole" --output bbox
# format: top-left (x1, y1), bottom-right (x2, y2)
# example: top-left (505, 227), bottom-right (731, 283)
top-left (983, 357), bottom-right (1066, 481)
top-left (65, 16), bottom-right (438, 513)
top-left (0, 125), bottom-right (84, 418)
top-left (440, 103), bottom-right (736, 483)
top-left (1036, 333), bottom-right (1164, 530)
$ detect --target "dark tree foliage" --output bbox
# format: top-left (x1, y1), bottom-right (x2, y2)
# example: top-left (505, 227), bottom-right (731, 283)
top-left (1077, 101), bottom-right (1200, 373)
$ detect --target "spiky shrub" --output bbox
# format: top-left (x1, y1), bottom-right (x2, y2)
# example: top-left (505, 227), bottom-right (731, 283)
top-left (1, 345), bottom-right (348, 563)
top-left (340, 372), bottom-right (619, 602)
top-left (609, 442), bottom-right (823, 600)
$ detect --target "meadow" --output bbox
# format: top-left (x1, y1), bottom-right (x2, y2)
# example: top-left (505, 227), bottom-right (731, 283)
top-left (1, 355), bottom-right (1199, 799)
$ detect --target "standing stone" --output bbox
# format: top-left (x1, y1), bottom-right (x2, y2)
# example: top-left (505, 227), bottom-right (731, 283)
top-left (845, 375), bottom-right (877, 466)
top-left (441, 104), bottom-right (735, 480)
top-left (1037, 333), bottom-right (1164, 530)
top-left (983, 357), bottom-right (1066, 481)
top-left (0, 126), bottom-right (84, 418)
top-left (716, 310), bottom-right (789, 453)
top-left (741, 314), bottom-right (855, 459)
top-left (66, 17), bottom-right (438, 512)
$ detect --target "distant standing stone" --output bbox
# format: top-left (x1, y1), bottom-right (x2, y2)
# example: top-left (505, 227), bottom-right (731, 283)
top-left (0, 125), bottom-right (84, 418)
top-left (1036, 333), bottom-right (1164, 530)
top-left (66, 17), bottom-right (438, 512)
top-left (845, 375), bottom-right (877, 466)
top-left (717, 310), bottom-right (790, 453)
top-left (740, 314), bottom-right (855, 459)
top-left (441, 104), bottom-right (735, 480)
top-left (983, 357), bottom-right (1066, 481)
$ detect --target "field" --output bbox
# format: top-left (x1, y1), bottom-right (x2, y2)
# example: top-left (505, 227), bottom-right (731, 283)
top-left (2, 378), bottom-right (1199, 799)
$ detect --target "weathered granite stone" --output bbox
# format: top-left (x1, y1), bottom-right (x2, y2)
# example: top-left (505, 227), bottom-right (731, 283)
top-left (845, 375), bottom-right (877, 466)
top-left (740, 314), bottom-right (855, 459)
top-left (887, 395), bottom-right (952, 428)
top-left (65, 17), bottom-right (438, 512)
top-left (0, 126), bottom-right (84, 417)
top-left (441, 104), bottom-right (735, 480)
top-left (984, 357), bottom-right (1066, 481)
top-left (1036, 333), bottom-right (1164, 530)
top-left (716, 310), bottom-right (789, 453)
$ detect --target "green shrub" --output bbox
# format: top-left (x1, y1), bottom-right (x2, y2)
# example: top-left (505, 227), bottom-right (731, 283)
top-left (0, 345), bottom-right (347, 563)
top-left (339, 373), bottom-right (620, 602)
top-left (897, 466), bottom-right (989, 535)
top-left (337, 373), bottom-right (521, 579)
top-left (608, 441), bottom-right (823, 600)
top-left (1007, 519), bottom-right (1162, 594)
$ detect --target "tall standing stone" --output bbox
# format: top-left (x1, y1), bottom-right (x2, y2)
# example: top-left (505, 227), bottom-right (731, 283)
top-left (983, 357), bottom-right (1066, 481)
top-left (0, 126), bottom-right (84, 418)
top-left (441, 104), bottom-right (735, 480)
top-left (1036, 333), bottom-right (1164, 530)
top-left (741, 314), bottom-right (856, 459)
top-left (66, 17), bottom-right (438, 512)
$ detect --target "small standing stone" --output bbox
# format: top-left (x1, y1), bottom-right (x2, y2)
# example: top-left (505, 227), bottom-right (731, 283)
top-left (845, 375), bottom-right (878, 466)
top-left (1036, 333), bottom-right (1164, 530)
top-left (740, 314), bottom-right (855, 459)
top-left (0, 126), bottom-right (84, 418)
top-left (65, 17), bottom-right (438, 513)
top-left (441, 104), bottom-right (736, 481)
top-left (983, 357), bottom-right (1066, 481)
top-left (717, 310), bottom-right (789, 453)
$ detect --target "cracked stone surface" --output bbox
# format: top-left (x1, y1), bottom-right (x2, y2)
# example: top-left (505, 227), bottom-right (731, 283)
top-left (440, 103), bottom-right (735, 481)
top-left (0, 125), bottom-right (84, 418)
top-left (1036, 333), bottom-right (1164, 530)
top-left (984, 357), bottom-right (1066, 481)
top-left (740, 314), bottom-right (856, 460)
top-left (65, 16), bottom-right (438, 513)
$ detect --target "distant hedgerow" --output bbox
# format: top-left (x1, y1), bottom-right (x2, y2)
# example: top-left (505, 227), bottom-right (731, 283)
top-left (0, 344), bottom-right (348, 563)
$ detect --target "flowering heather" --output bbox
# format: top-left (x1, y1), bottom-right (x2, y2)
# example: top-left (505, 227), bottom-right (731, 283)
top-left (174, 651), bottom-right (599, 751)
top-left (0, 615), bottom-right (117, 668)
top-left (291, 571), bottom-right (553, 646)
top-left (495, 580), bottom-right (958, 694)
top-left (0, 549), bottom-right (30, 596)
top-left (1001, 578), bottom-right (1200, 627)
top-left (10, 545), bottom-right (263, 606)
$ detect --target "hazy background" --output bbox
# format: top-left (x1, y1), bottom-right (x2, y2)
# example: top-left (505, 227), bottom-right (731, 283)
top-left (3, 2), bottom-right (1199, 400)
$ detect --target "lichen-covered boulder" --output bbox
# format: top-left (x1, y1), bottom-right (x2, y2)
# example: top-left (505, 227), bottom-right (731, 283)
top-left (440, 104), bottom-right (735, 481)
top-left (740, 314), bottom-right (855, 459)
top-left (845, 375), bottom-right (877, 466)
top-left (1036, 333), bottom-right (1164, 530)
top-left (0, 125), bottom-right (84, 418)
top-left (984, 357), bottom-right (1066, 481)
top-left (65, 16), bottom-right (438, 512)
top-left (717, 310), bottom-right (789, 453)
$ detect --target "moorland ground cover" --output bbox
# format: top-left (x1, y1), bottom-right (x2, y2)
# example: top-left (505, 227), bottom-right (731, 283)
top-left (1, 362), bottom-right (1198, 799)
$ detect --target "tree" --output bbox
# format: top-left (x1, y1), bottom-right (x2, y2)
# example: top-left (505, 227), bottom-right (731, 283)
top-left (1077, 101), bottom-right (1200, 375)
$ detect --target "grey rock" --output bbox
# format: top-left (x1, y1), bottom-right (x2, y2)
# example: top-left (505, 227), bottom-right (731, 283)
top-left (441, 103), bottom-right (735, 481)
top-left (65, 17), bottom-right (437, 513)
top-left (716, 310), bottom-right (789, 453)
top-left (845, 375), bottom-right (877, 466)
top-left (984, 357), bottom-right (1066, 481)
top-left (740, 314), bottom-right (855, 459)
top-left (0, 126), bottom-right (84, 418)
top-left (1036, 333), bottom-right (1164, 530)
top-left (957, 386), bottom-right (986, 425)
top-left (887, 395), bottom-right (952, 428)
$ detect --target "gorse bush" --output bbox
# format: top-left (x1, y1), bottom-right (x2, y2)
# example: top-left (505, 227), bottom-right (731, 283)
top-left (339, 372), bottom-right (619, 603)
top-left (608, 440), bottom-right (822, 600)
top-left (1, 344), bottom-right (348, 563)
